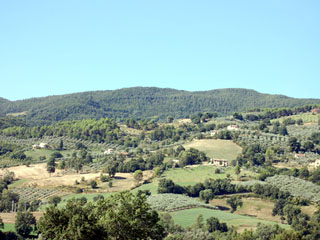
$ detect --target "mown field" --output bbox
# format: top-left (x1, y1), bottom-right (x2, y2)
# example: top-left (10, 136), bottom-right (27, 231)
top-left (161, 165), bottom-right (256, 186)
top-left (3, 223), bottom-right (15, 232)
top-left (183, 139), bottom-right (242, 161)
top-left (171, 208), bottom-right (290, 232)
top-left (211, 197), bottom-right (282, 223)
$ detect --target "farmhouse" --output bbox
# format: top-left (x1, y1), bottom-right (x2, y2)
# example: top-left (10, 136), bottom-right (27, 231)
top-left (312, 108), bottom-right (320, 114)
top-left (211, 159), bottom-right (228, 167)
top-left (227, 125), bottom-right (240, 131)
top-left (32, 142), bottom-right (49, 149)
top-left (314, 159), bottom-right (320, 168)
top-left (210, 130), bottom-right (218, 136)
top-left (294, 153), bottom-right (306, 158)
top-left (104, 149), bottom-right (114, 155)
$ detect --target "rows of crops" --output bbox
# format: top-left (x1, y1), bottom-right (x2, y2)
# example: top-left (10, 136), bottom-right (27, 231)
top-left (0, 135), bottom-right (124, 151)
top-left (288, 125), bottom-right (320, 140)
top-left (11, 187), bottom-right (60, 202)
top-left (265, 175), bottom-right (320, 202)
top-left (237, 132), bottom-right (289, 148)
top-left (147, 194), bottom-right (217, 212)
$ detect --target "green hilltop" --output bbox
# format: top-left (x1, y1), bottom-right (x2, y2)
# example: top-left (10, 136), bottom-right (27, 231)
top-left (1, 87), bottom-right (320, 125)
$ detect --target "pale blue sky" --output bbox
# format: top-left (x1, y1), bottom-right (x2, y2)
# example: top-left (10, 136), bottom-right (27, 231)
top-left (0, 1), bottom-right (319, 100)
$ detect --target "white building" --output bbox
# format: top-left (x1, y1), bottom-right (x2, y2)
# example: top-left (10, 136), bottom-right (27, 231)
top-left (227, 125), bottom-right (240, 131)
top-left (104, 149), bottom-right (114, 155)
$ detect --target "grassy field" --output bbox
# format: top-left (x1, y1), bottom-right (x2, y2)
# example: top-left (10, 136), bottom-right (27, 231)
top-left (271, 113), bottom-right (319, 124)
top-left (25, 149), bottom-right (74, 161)
top-left (211, 197), bottom-right (283, 223)
top-left (171, 208), bottom-right (290, 231)
top-left (8, 179), bottom-right (29, 188)
top-left (183, 139), bottom-right (242, 161)
top-left (2, 223), bottom-right (15, 232)
top-left (161, 165), bottom-right (256, 186)
top-left (61, 192), bottom-right (114, 202)
top-left (132, 181), bottom-right (159, 195)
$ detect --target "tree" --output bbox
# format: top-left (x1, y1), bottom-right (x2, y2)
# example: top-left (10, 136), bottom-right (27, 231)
top-left (194, 214), bottom-right (204, 229)
top-left (90, 180), bottom-right (98, 189)
top-left (15, 211), bottom-right (36, 237)
top-left (288, 137), bottom-right (301, 153)
top-left (48, 196), bottom-right (61, 207)
top-left (167, 116), bottom-right (174, 123)
top-left (0, 189), bottom-right (19, 212)
top-left (154, 167), bottom-right (162, 177)
top-left (299, 167), bottom-right (309, 179)
top-left (279, 125), bottom-right (288, 136)
top-left (158, 178), bottom-right (184, 194)
top-left (206, 217), bottom-right (228, 233)
top-left (38, 199), bottom-right (106, 240)
top-left (96, 191), bottom-right (166, 240)
top-left (226, 196), bottom-right (243, 213)
top-left (233, 112), bottom-right (243, 121)
top-left (159, 213), bottom-right (181, 234)
top-left (254, 223), bottom-right (282, 240)
top-left (133, 170), bottom-right (143, 182)
top-left (199, 189), bottom-right (214, 203)
top-left (46, 157), bottom-right (55, 175)
top-left (235, 165), bottom-right (241, 175)
top-left (296, 119), bottom-right (303, 125)
top-left (57, 139), bottom-right (64, 150)
top-left (104, 161), bottom-right (118, 178)
top-left (272, 199), bottom-right (287, 217)
top-left (0, 216), bottom-right (3, 229)
top-left (57, 160), bottom-right (66, 170)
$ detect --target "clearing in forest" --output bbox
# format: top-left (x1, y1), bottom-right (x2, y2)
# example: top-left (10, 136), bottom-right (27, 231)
top-left (183, 139), bottom-right (242, 161)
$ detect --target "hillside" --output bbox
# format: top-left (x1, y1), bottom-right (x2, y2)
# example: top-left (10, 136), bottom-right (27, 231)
top-left (1, 87), bottom-right (320, 125)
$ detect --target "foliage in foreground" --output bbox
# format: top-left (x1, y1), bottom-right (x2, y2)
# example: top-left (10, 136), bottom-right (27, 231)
top-left (38, 191), bottom-right (166, 240)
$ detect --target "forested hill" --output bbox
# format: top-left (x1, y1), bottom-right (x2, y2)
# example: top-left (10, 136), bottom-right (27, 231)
top-left (1, 87), bottom-right (320, 125)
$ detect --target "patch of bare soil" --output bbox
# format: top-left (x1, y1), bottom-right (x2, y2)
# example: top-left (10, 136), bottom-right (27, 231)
top-left (0, 164), bottom-right (154, 189)
top-left (211, 197), bottom-right (283, 224)
top-left (0, 212), bottom-right (43, 224)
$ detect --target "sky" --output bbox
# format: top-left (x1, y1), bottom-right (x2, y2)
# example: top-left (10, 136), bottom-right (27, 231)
top-left (0, 0), bottom-right (319, 101)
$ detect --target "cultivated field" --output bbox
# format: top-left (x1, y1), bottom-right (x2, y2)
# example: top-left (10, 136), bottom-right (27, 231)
top-left (0, 212), bottom-right (43, 224)
top-left (271, 113), bottom-right (319, 124)
top-left (211, 197), bottom-right (282, 223)
top-left (171, 208), bottom-right (290, 232)
top-left (162, 165), bottom-right (256, 186)
top-left (1, 163), bottom-right (153, 191)
top-left (183, 139), bottom-right (242, 161)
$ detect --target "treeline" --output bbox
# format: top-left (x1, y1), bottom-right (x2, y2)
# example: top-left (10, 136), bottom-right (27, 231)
top-left (101, 147), bottom-right (207, 174)
top-left (158, 178), bottom-right (240, 198)
top-left (2, 87), bottom-right (320, 125)
top-left (0, 116), bottom-right (27, 130)
top-left (125, 118), bottom-right (158, 130)
top-left (239, 104), bottom-right (319, 122)
top-left (0, 141), bottom-right (27, 161)
top-left (0, 118), bottom-right (121, 143)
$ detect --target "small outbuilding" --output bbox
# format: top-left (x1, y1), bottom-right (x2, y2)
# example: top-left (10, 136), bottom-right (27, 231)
top-left (211, 159), bottom-right (228, 167)
top-left (104, 149), bottom-right (114, 155)
top-left (227, 125), bottom-right (240, 131)
top-left (32, 142), bottom-right (49, 149)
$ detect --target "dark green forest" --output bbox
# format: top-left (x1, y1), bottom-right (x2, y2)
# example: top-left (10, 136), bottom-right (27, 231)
top-left (1, 87), bottom-right (320, 125)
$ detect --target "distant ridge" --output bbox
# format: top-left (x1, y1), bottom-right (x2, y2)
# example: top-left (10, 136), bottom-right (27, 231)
top-left (0, 87), bottom-right (319, 125)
